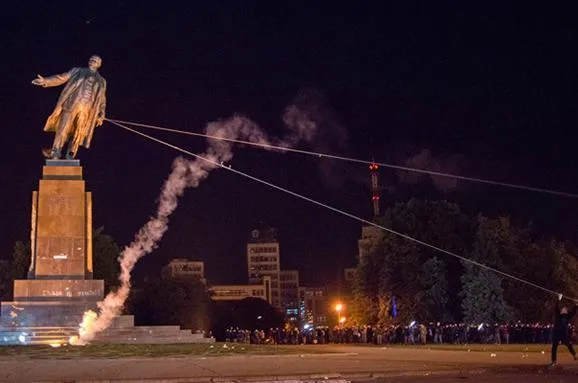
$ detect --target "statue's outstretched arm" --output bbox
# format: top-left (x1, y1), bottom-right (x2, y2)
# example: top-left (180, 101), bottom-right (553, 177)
top-left (31, 69), bottom-right (73, 88)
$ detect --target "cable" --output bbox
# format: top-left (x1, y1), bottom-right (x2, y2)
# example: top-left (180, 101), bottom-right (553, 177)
top-left (106, 118), bottom-right (577, 302)
top-left (106, 118), bottom-right (578, 199)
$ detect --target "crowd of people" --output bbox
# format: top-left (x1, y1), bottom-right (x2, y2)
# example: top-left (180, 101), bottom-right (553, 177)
top-left (223, 321), bottom-right (576, 345)
top-left (221, 297), bottom-right (577, 366)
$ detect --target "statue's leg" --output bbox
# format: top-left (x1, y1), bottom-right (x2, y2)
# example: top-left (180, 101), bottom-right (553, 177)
top-left (66, 138), bottom-right (77, 160)
top-left (52, 110), bottom-right (74, 159)
top-left (66, 126), bottom-right (79, 160)
top-left (66, 108), bottom-right (88, 159)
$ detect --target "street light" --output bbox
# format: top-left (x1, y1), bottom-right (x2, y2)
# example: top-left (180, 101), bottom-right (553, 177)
top-left (334, 303), bottom-right (344, 326)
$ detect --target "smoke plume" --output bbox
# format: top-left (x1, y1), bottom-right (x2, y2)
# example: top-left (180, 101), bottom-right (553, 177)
top-left (70, 114), bottom-right (313, 345)
top-left (282, 87), bottom-right (350, 188)
top-left (398, 149), bottom-right (463, 193)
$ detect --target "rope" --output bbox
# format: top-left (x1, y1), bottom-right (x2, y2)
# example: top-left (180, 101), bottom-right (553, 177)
top-left (106, 118), bottom-right (577, 302)
top-left (107, 118), bottom-right (578, 199)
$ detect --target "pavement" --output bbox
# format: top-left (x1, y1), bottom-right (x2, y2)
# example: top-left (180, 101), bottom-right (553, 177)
top-left (0, 345), bottom-right (577, 383)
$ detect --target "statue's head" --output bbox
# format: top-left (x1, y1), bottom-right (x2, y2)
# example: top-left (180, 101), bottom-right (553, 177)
top-left (88, 55), bottom-right (102, 70)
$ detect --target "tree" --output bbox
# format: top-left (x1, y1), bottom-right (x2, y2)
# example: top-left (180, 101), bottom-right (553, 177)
top-left (210, 297), bottom-right (285, 340)
top-left (377, 235), bottom-right (421, 324)
top-left (418, 256), bottom-right (451, 322)
top-left (460, 217), bottom-right (512, 324)
top-left (477, 216), bottom-right (540, 322)
top-left (92, 227), bottom-right (121, 292)
top-left (346, 197), bottom-right (578, 325)
top-left (352, 245), bottom-right (381, 325)
top-left (547, 239), bottom-right (578, 310)
top-left (11, 241), bottom-right (30, 280)
top-left (0, 260), bottom-right (11, 300)
top-left (378, 199), bottom-right (473, 323)
top-left (130, 277), bottom-right (211, 331)
top-left (352, 199), bottom-right (475, 325)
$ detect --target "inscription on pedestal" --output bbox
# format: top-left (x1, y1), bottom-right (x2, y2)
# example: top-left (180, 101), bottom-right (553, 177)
top-left (13, 280), bottom-right (104, 301)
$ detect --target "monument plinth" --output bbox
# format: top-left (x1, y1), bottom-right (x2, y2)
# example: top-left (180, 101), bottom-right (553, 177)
top-left (30, 160), bottom-right (93, 279)
top-left (0, 160), bottom-right (211, 344)
top-left (1, 160), bottom-right (104, 329)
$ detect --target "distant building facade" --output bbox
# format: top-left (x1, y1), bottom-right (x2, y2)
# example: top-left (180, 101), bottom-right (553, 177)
top-left (247, 227), bottom-right (281, 308)
top-left (357, 225), bottom-right (384, 261)
top-left (209, 276), bottom-right (271, 303)
top-left (299, 287), bottom-right (329, 327)
top-left (344, 268), bottom-right (356, 284)
top-left (162, 259), bottom-right (205, 283)
top-left (280, 270), bottom-right (300, 318)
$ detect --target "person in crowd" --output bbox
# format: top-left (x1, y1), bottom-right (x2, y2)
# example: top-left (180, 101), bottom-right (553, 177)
top-left (550, 294), bottom-right (577, 367)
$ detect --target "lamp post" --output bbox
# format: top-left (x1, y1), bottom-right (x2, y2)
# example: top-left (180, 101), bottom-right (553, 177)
top-left (335, 303), bottom-right (344, 326)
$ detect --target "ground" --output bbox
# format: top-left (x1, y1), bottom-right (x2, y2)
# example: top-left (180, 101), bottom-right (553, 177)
top-left (0, 343), bottom-right (576, 382)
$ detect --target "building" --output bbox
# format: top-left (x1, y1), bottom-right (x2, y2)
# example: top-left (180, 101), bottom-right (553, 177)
top-left (247, 227), bottom-right (281, 308)
top-left (357, 225), bottom-right (384, 261)
top-left (162, 259), bottom-right (205, 283)
top-left (280, 270), bottom-right (300, 318)
top-left (299, 287), bottom-right (329, 327)
top-left (344, 267), bottom-right (356, 284)
top-left (209, 276), bottom-right (271, 303)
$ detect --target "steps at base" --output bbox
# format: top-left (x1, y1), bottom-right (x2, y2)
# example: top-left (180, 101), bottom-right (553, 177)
top-left (0, 325), bottom-right (214, 345)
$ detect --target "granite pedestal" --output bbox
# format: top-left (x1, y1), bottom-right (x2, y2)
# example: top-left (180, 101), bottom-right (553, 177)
top-left (0, 160), bottom-right (213, 345)
top-left (1, 160), bottom-right (104, 330)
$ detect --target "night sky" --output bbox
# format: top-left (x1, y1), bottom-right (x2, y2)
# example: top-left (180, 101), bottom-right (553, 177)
top-left (1, 2), bottom-right (578, 287)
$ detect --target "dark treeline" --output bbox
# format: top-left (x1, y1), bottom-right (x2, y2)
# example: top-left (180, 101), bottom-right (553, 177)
top-left (352, 198), bottom-right (578, 326)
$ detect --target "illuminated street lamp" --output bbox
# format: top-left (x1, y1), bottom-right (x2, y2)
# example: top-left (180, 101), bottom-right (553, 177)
top-left (334, 303), bottom-right (344, 326)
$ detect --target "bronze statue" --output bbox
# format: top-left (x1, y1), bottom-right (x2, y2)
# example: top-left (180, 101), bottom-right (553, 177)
top-left (32, 55), bottom-right (107, 160)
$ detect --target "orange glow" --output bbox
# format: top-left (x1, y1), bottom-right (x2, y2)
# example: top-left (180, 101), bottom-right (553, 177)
top-left (334, 303), bottom-right (344, 312)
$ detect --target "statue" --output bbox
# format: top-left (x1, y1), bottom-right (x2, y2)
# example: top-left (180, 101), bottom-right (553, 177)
top-left (32, 55), bottom-right (107, 160)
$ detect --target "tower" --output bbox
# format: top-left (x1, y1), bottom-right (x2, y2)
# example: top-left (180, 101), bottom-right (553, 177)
top-left (369, 162), bottom-right (381, 219)
top-left (357, 162), bottom-right (384, 262)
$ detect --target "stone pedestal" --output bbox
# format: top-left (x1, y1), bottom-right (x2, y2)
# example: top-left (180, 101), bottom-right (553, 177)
top-left (1, 160), bottom-right (104, 328)
top-left (0, 160), bottom-right (214, 344)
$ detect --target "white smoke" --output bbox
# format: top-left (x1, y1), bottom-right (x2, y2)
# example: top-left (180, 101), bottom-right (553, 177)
top-left (398, 149), bottom-right (462, 193)
top-left (70, 114), bottom-right (312, 345)
top-left (281, 87), bottom-right (350, 189)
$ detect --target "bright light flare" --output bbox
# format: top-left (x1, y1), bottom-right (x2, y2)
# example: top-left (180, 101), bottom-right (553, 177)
top-left (69, 309), bottom-right (98, 346)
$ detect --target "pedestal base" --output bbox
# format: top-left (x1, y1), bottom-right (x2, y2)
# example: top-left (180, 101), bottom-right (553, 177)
top-left (13, 279), bottom-right (104, 301)
top-left (1, 300), bottom-right (99, 327)
top-left (2, 279), bottom-right (103, 327)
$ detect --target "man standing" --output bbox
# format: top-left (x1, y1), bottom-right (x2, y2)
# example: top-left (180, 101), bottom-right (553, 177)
top-left (550, 294), bottom-right (577, 366)
top-left (32, 55), bottom-right (107, 160)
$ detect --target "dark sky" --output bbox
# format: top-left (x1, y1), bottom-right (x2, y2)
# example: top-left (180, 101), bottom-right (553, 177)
top-left (1, 2), bottom-right (578, 286)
